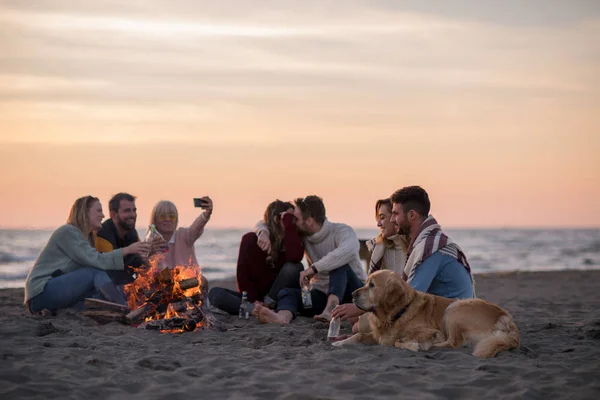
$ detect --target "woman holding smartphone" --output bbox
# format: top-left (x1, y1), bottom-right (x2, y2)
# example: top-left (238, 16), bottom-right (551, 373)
top-left (148, 197), bottom-right (213, 290)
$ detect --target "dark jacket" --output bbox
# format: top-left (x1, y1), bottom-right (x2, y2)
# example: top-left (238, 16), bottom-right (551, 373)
top-left (95, 219), bottom-right (143, 285)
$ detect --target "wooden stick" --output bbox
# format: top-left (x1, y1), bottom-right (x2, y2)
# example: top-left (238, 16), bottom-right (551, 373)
top-left (81, 310), bottom-right (128, 325)
top-left (84, 298), bottom-right (129, 314)
top-left (126, 303), bottom-right (155, 322)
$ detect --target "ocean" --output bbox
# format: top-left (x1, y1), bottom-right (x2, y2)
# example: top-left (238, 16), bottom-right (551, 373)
top-left (1, 227), bottom-right (598, 289)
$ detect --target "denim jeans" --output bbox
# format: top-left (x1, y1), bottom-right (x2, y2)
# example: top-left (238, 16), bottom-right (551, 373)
top-left (276, 287), bottom-right (328, 318)
top-left (328, 264), bottom-right (365, 303)
top-left (208, 262), bottom-right (303, 315)
top-left (277, 264), bottom-right (364, 318)
top-left (29, 267), bottom-right (115, 313)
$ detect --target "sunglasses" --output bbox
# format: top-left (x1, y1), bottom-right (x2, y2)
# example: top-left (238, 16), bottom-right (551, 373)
top-left (158, 213), bottom-right (177, 222)
top-left (298, 196), bottom-right (313, 217)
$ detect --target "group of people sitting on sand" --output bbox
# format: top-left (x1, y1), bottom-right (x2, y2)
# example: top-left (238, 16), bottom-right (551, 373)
top-left (24, 193), bottom-right (212, 314)
top-left (24, 186), bottom-right (475, 333)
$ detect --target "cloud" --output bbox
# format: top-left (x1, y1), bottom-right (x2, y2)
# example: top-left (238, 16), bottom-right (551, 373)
top-left (0, 0), bottom-right (598, 145)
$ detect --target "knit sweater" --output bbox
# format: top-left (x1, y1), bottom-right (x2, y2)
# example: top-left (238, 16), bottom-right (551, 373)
top-left (365, 235), bottom-right (408, 276)
top-left (24, 224), bottom-right (124, 304)
top-left (256, 219), bottom-right (366, 294)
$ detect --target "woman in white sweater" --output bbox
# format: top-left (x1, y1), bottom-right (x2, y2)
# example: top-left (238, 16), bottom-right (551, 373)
top-left (331, 198), bottom-right (409, 329)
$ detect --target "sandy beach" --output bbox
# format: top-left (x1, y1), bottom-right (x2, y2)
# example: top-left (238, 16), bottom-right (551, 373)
top-left (1, 270), bottom-right (599, 400)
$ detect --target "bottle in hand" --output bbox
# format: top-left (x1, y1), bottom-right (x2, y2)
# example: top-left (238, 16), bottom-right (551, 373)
top-left (239, 291), bottom-right (249, 319)
top-left (301, 283), bottom-right (313, 309)
top-left (145, 224), bottom-right (167, 256)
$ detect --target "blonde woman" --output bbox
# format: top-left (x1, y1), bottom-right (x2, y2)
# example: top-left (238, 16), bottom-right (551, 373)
top-left (331, 198), bottom-right (409, 329)
top-left (149, 197), bottom-right (213, 289)
top-left (24, 196), bottom-right (150, 313)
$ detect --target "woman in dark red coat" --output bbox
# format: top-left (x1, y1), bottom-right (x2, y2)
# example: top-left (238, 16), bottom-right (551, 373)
top-left (208, 200), bottom-right (304, 315)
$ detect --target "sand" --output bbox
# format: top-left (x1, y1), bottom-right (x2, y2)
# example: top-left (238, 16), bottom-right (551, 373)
top-left (1, 270), bottom-right (600, 400)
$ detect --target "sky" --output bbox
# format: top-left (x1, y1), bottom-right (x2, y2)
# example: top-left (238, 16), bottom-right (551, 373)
top-left (0, 0), bottom-right (599, 229)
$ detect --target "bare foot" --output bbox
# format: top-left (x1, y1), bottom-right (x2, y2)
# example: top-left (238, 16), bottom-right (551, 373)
top-left (258, 307), bottom-right (290, 324)
top-left (251, 301), bottom-right (263, 317)
top-left (314, 310), bottom-right (332, 323)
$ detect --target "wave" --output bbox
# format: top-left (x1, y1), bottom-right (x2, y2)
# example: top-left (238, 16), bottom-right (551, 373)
top-left (0, 252), bottom-right (37, 264)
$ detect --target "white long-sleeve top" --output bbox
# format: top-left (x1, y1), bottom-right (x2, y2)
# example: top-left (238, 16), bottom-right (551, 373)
top-left (256, 219), bottom-right (367, 294)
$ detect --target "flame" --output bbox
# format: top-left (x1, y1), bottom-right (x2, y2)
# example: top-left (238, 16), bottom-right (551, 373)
top-left (124, 254), bottom-right (204, 333)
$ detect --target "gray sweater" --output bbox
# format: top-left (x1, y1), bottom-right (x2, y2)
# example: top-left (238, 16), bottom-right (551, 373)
top-left (24, 224), bottom-right (124, 304)
top-left (256, 219), bottom-right (367, 294)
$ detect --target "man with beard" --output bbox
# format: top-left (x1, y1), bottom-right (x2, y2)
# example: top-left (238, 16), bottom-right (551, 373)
top-left (253, 195), bottom-right (367, 324)
top-left (390, 186), bottom-right (475, 299)
top-left (95, 192), bottom-right (144, 286)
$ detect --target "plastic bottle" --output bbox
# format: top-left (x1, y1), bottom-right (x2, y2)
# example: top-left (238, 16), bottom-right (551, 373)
top-left (301, 283), bottom-right (313, 309)
top-left (239, 291), bottom-right (249, 319)
top-left (327, 317), bottom-right (341, 340)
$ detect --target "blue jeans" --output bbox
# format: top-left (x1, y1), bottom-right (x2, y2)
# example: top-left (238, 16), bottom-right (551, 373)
top-left (328, 264), bottom-right (365, 303)
top-left (277, 288), bottom-right (329, 318)
top-left (29, 267), bottom-right (115, 313)
top-left (277, 264), bottom-right (364, 318)
top-left (208, 262), bottom-right (304, 315)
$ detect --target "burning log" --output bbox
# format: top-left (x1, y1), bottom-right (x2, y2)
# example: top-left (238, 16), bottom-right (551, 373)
top-left (126, 303), bottom-right (156, 323)
top-left (168, 301), bottom-right (188, 313)
top-left (178, 277), bottom-right (199, 291)
top-left (144, 317), bottom-right (200, 332)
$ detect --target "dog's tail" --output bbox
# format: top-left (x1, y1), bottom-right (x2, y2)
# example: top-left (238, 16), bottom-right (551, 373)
top-left (472, 315), bottom-right (520, 358)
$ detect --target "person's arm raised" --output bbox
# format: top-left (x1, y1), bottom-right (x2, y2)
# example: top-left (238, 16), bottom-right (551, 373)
top-left (189, 196), bottom-right (213, 242)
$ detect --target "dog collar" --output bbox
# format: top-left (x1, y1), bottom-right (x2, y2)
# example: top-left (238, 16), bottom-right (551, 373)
top-left (391, 307), bottom-right (407, 322)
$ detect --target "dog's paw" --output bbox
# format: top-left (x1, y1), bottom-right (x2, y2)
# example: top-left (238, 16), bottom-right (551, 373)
top-left (395, 341), bottom-right (420, 352)
top-left (331, 340), bottom-right (344, 347)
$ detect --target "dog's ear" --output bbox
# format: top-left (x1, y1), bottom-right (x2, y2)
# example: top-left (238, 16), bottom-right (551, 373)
top-left (381, 275), bottom-right (404, 315)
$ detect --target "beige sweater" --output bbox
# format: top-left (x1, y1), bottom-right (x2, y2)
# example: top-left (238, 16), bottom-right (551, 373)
top-left (256, 219), bottom-right (367, 294)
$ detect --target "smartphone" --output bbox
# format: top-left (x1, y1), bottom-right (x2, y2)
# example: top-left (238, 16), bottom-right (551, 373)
top-left (193, 198), bottom-right (209, 209)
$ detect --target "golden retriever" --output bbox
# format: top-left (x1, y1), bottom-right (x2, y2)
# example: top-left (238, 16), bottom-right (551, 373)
top-left (332, 270), bottom-right (520, 358)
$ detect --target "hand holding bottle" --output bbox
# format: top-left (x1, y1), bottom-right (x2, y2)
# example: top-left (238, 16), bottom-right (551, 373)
top-left (122, 242), bottom-right (152, 258)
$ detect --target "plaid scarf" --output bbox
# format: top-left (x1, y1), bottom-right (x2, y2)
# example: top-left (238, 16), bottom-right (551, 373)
top-left (366, 234), bottom-right (407, 275)
top-left (403, 215), bottom-right (475, 295)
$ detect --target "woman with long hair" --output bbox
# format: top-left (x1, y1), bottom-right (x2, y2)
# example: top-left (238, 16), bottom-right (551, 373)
top-left (331, 198), bottom-right (409, 329)
top-left (208, 200), bottom-right (304, 315)
top-left (24, 196), bottom-right (150, 313)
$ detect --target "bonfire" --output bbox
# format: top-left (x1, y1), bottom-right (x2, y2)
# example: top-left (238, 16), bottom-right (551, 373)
top-left (84, 254), bottom-right (220, 333)
top-left (122, 255), bottom-right (216, 333)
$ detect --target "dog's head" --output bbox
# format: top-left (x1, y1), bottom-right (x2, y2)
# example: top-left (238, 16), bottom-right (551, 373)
top-left (352, 270), bottom-right (414, 320)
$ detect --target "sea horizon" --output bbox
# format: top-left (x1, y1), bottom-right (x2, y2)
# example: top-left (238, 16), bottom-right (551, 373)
top-left (1, 227), bottom-right (598, 290)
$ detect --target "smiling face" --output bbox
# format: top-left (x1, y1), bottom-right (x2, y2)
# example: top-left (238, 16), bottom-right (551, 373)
top-left (376, 203), bottom-right (396, 238)
top-left (391, 202), bottom-right (411, 235)
top-left (113, 199), bottom-right (137, 231)
top-left (87, 200), bottom-right (104, 231)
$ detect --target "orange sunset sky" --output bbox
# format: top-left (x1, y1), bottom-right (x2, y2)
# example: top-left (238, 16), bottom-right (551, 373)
top-left (0, 0), bottom-right (599, 229)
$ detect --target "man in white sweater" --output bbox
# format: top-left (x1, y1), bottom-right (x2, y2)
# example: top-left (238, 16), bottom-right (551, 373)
top-left (253, 195), bottom-right (367, 324)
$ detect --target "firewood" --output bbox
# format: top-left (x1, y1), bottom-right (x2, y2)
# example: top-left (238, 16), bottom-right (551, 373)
top-left (81, 310), bottom-right (129, 325)
top-left (178, 277), bottom-right (199, 290)
top-left (145, 317), bottom-right (200, 331)
top-left (126, 303), bottom-right (155, 322)
top-left (84, 298), bottom-right (129, 314)
top-left (168, 301), bottom-right (188, 312)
